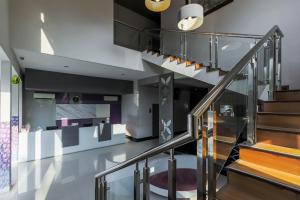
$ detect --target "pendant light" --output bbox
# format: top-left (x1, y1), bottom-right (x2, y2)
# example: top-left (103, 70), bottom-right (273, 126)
top-left (178, 0), bottom-right (204, 31)
top-left (145, 0), bottom-right (171, 12)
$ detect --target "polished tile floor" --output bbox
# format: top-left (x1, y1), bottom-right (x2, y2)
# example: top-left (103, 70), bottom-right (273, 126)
top-left (0, 139), bottom-right (227, 200)
top-left (0, 139), bottom-right (160, 200)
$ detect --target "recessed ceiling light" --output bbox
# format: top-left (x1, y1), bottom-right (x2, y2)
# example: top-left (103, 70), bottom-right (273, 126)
top-left (19, 57), bottom-right (25, 60)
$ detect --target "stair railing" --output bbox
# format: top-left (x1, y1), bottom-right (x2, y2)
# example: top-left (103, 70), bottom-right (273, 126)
top-left (96, 25), bottom-right (283, 200)
top-left (114, 20), bottom-right (263, 71)
top-left (141, 28), bottom-right (263, 71)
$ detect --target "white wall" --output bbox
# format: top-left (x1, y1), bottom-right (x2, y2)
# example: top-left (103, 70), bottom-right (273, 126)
top-left (122, 93), bottom-right (139, 138)
top-left (10, 0), bottom-right (155, 73)
top-left (122, 84), bottom-right (158, 139)
top-left (137, 86), bottom-right (159, 139)
top-left (162, 0), bottom-right (300, 89)
top-left (0, 0), bottom-right (20, 74)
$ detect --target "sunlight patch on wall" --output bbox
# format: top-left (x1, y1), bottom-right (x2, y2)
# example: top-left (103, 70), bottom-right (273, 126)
top-left (41, 28), bottom-right (54, 55)
top-left (40, 13), bottom-right (45, 23)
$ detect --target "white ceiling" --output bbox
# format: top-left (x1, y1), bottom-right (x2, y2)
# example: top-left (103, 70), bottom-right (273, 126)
top-left (14, 48), bottom-right (163, 80)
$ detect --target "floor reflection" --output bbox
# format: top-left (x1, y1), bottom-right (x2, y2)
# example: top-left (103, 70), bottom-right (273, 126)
top-left (0, 139), bottom-right (159, 200)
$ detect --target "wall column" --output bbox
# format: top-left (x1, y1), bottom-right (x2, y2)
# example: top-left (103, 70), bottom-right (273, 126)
top-left (0, 60), bottom-right (11, 193)
top-left (159, 73), bottom-right (174, 144)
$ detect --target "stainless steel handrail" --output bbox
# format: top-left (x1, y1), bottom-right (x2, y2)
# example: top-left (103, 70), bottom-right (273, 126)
top-left (191, 25), bottom-right (283, 117)
top-left (114, 20), bottom-right (143, 32)
top-left (143, 28), bottom-right (264, 39)
top-left (95, 131), bottom-right (194, 178)
top-left (114, 19), bottom-right (263, 39)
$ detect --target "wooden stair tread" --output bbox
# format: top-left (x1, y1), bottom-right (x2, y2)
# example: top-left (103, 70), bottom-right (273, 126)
top-left (262, 101), bottom-right (300, 113)
top-left (257, 125), bottom-right (300, 134)
top-left (263, 100), bottom-right (300, 103)
top-left (217, 184), bottom-right (266, 200)
top-left (228, 160), bottom-right (300, 192)
top-left (217, 153), bottom-right (228, 161)
top-left (275, 89), bottom-right (300, 93)
top-left (258, 112), bottom-right (300, 116)
top-left (253, 143), bottom-right (300, 157)
top-left (216, 135), bottom-right (236, 144)
top-left (257, 128), bottom-right (300, 149)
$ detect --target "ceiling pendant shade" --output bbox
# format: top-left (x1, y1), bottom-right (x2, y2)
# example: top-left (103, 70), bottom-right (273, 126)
top-left (178, 3), bottom-right (204, 31)
top-left (145, 0), bottom-right (171, 12)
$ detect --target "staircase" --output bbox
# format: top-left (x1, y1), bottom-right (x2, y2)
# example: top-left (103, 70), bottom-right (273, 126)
top-left (95, 26), bottom-right (291, 200)
top-left (142, 50), bottom-right (226, 86)
top-left (217, 90), bottom-right (300, 200)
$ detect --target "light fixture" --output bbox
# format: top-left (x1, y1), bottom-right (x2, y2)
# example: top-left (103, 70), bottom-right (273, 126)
top-left (145, 0), bottom-right (171, 12)
top-left (177, 0), bottom-right (204, 31)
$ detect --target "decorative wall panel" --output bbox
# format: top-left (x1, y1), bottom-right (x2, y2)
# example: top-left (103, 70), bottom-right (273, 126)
top-left (0, 122), bottom-right (11, 192)
top-left (159, 73), bottom-right (174, 144)
top-left (56, 104), bottom-right (110, 120)
top-left (11, 116), bottom-right (19, 163)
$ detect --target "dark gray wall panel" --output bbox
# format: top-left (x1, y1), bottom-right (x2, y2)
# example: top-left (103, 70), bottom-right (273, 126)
top-left (159, 73), bottom-right (174, 144)
top-left (98, 123), bottom-right (112, 142)
top-left (62, 126), bottom-right (79, 147)
top-left (25, 69), bottom-right (133, 95)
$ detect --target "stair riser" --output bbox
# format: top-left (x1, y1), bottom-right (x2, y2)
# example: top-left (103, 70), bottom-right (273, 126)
top-left (240, 147), bottom-right (300, 176)
top-left (217, 127), bottom-right (242, 139)
top-left (227, 171), bottom-right (300, 199)
top-left (217, 141), bottom-right (233, 159)
top-left (257, 114), bottom-right (300, 129)
top-left (274, 91), bottom-right (300, 101)
top-left (263, 102), bottom-right (300, 113)
top-left (257, 129), bottom-right (300, 149)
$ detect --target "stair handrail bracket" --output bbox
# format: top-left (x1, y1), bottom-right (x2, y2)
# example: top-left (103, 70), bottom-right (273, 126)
top-left (95, 25), bottom-right (283, 200)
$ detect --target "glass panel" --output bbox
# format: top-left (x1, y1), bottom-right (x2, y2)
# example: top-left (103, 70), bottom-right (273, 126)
top-left (200, 0), bottom-right (234, 14)
top-left (140, 30), bottom-right (161, 52)
top-left (257, 46), bottom-right (270, 100)
top-left (217, 36), bottom-right (256, 71)
top-left (106, 165), bottom-right (135, 200)
top-left (186, 34), bottom-right (211, 66)
top-left (114, 21), bottom-right (140, 51)
top-left (213, 65), bottom-right (249, 181)
top-left (162, 31), bottom-right (183, 58)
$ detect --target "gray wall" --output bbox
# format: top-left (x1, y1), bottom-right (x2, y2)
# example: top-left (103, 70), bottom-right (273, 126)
top-left (23, 90), bottom-right (56, 131)
top-left (25, 69), bottom-right (133, 94)
top-left (114, 4), bottom-right (159, 30)
top-left (162, 0), bottom-right (300, 89)
top-left (174, 89), bottom-right (190, 133)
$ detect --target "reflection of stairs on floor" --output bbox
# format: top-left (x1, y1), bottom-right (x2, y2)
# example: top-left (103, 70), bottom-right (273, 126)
top-left (217, 90), bottom-right (300, 200)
